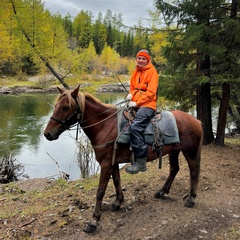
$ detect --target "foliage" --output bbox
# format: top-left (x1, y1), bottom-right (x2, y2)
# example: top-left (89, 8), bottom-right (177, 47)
top-left (21, 55), bottom-right (40, 75)
top-left (77, 134), bottom-right (99, 178)
top-left (0, 0), bottom-right (73, 77)
top-left (0, 0), bottom-right (167, 79)
top-left (0, 154), bottom-right (24, 183)
top-left (73, 10), bottom-right (93, 49)
top-left (155, 0), bottom-right (240, 105)
top-left (155, 0), bottom-right (240, 144)
top-left (149, 30), bottom-right (168, 68)
top-left (92, 12), bottom-right (108, 54)
top-left (99, 45), bottom-right (121, 73)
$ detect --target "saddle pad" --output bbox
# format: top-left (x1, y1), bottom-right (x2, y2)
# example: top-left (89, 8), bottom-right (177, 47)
top-left (117, 109), bottom-right (180, 145)
top-left (155, 111), bottom-right (180, 144)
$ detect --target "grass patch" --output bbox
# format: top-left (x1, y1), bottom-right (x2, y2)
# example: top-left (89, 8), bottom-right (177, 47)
top-left (225, 137), bottom-right (240, 145)
top-left (0, 76), bottom-right (36, 87)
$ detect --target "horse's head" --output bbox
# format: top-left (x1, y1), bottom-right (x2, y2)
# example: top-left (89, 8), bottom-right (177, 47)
top-left (44, 85), bottom-right (83, 141)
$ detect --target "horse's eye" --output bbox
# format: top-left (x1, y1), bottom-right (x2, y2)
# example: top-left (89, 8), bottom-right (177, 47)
top-left (62, 106), bottom-right (69, 112)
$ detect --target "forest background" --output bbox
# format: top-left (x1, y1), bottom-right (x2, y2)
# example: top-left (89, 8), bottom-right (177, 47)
top-left (0, 0), bottom-right (240, 146)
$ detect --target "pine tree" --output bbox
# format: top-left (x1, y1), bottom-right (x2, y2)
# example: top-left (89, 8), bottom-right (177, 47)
top-left (73, 10), bottom-right (93, 49)
top-left (155, 0), bottom-right (240, 144)
top-left (92, 13), bottom-right (107, 54)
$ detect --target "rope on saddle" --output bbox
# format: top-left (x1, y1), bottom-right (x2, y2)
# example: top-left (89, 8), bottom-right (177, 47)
top-left (151, 120), bottom-right (164, 169)
top-left (111, 108), bottom-right (131, 166)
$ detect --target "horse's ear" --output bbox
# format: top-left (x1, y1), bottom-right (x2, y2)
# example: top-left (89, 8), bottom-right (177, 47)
top-left (57, 87), bottom-right (65, 94)
top-left (71, 85), bottom-right (80, 99)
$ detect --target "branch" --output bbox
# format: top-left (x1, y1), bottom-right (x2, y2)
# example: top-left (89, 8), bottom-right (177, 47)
top-left (19, 218), bottom-right (37, 228)
top-left (46, 152), bottom-right (69, 180)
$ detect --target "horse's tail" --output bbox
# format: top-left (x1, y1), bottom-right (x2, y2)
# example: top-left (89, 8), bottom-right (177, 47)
top-left (197, 129), bottom-right (203, 165)
top-left (195, 121), bottom-right (203, 189)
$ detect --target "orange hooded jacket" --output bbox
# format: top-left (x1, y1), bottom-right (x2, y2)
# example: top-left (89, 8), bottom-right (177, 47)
top-left (129, 62), bottom-right (159, 110)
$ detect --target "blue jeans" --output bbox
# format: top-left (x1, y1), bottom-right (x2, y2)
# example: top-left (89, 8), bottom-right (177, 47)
top-left (130, 107), bottom-right (155, 158)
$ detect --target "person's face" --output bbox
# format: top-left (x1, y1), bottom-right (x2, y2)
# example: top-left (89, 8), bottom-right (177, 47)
top-left (136, 56), bottom-right (148, 68)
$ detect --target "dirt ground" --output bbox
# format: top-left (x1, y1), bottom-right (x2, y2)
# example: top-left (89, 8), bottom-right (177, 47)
top-left (1, 141), bottom-right (240, 240)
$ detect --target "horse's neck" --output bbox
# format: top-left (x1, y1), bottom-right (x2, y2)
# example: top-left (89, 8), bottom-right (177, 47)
top-left (81, 98), bottom-right (116, 142)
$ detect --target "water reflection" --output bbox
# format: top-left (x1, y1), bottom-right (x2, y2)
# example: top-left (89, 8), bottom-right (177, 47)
top-left (0, 92), bottom-right (125, 180)
top-left (0, 94), bottom-right (53, 156)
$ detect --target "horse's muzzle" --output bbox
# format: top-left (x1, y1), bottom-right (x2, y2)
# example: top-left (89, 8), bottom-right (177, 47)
top-left (44, 131), bottom-right (59, 141)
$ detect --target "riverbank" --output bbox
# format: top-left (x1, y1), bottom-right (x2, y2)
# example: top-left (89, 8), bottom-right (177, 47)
top-left (0, 74), bottom-right (130, 95)
top-left (0, 82), bottom-right (130, 95)
top-left (0, 86), bottom-right (58, 94)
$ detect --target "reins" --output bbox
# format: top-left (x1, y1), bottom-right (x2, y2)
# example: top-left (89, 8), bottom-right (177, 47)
top-left (80, 99), bottom-right (127, 125)
top-left (81, 108), bottom-right (122, 129)
top-left (50, 93), bottom-right (126, 150)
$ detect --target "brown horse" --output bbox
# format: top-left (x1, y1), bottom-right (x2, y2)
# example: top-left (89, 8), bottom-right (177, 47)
top-left (44, 85), bottom-right (203, 233)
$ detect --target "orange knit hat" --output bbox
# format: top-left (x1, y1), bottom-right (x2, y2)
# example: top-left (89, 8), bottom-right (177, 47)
top-left (136, 49), bottom-right (151, 62)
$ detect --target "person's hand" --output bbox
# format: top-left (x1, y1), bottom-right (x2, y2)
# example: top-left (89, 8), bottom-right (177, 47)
top-left (126, 93), bottom-right (132, 100)
top-left (128, 101), bottom-right (137, 108)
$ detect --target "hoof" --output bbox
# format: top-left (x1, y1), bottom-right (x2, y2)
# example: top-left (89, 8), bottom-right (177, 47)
top-left (184, 199), bottom-right (195, 208)
top-left (109, 203), bottom-right (121, 211)
top-left (154, 191), bottom-right (165, 199)
top-left (83, 220), bottom-right (97, 233)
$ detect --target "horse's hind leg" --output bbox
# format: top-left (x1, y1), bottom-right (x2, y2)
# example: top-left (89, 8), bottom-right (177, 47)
top-left (183, 149), bottom-right (201, 208)
top-left (155, 151), bottom-right (180, 199)
top-left (109, 164), bottom-right (124, 211)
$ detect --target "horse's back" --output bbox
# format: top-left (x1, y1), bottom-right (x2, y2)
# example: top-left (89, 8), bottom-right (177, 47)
top-left (171, 110), bottom-right (202, 146)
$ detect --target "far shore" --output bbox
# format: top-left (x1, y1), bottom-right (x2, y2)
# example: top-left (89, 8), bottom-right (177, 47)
top-left (0, 82), bottom-right (130, 95)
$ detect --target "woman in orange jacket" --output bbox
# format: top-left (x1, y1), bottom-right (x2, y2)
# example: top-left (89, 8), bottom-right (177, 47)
top-left (125, 49), bottom-right (159, 174)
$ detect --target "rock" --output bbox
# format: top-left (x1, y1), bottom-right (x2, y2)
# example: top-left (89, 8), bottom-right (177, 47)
top-left (199, 229), bottom-right (208, 234)
top-left (15, 178), bottom-right (55, 192)
top-left (97, 83), bottom-right (129, 92)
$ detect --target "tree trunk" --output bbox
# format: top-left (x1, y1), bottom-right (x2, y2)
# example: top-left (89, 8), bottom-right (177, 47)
top-left (215, 83), bottom-right (231, 145)
top-left (44, 60), bottom-right (69, 89)
top-left (197, 83), bottom-right (214, 144)
top-left (196, 49), bottom-right (214, 145)
top-left (215, 0), bottom-right (237, 144)
top-left (195, 13), bottom-right (214, 145)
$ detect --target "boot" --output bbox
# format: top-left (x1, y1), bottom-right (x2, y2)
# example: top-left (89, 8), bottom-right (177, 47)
top-left (125, 157), bottom-right (147, 174)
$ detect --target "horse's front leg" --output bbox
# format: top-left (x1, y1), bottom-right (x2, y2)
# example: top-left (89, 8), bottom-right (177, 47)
top-left (83, 162), bottom-right (113, 233)
top-left (109, 164), bottom-right (124, 211)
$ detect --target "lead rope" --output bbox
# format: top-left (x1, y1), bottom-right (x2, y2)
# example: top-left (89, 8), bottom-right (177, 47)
top-left (75, 112), bottom-right (83, 140)
top-left (76, 122), bottom-right (81, 140)
top-left (111, 106), bottom-right (135, 166)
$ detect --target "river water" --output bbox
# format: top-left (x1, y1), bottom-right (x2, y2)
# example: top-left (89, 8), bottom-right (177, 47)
top-left (0, 92), bottom-right (125, 180)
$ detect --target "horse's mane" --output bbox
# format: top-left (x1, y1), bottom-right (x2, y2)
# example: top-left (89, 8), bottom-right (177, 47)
top-left (83, 92), bottom-right (115, 109)
top-left (55, 89), bottom-right (115, 113)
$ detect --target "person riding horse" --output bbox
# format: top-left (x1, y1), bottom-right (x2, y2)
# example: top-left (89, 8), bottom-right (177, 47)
top-left (44, 85), bottom-right (202, 233)
top-left (125, 49), bottom-right (159, 174)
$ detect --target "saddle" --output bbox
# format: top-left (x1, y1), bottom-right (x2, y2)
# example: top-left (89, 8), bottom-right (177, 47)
top-left (110, 108), bottom-right (180, 168)
top-left (117, 109), bottom-right (180, 146)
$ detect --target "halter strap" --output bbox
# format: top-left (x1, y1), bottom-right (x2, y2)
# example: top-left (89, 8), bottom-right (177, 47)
top-left (50, 102), bottom-right (82, 130)
top-left (50, 94), bottom-right (123, 150)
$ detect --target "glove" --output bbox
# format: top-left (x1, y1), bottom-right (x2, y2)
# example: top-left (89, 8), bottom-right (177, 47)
top-left (128, 101), bottom-right (137, 108)
top-left (126, 93), bottom-right (132, 100)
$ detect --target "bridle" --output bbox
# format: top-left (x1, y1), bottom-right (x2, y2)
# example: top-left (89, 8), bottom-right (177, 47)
top-left (50, 99), bottom-right (83, 131)
top-left (49, 96), bottom-right (122, 141)
top-left (49, 95), bottom-right (126, 162)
